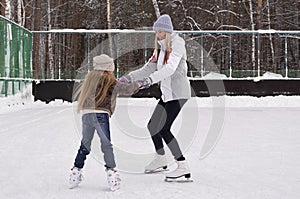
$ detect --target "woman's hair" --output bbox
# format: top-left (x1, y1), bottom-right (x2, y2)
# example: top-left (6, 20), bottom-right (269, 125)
top-left (155, 32), bottom-right (171, 64)
top-left (75, 70), bottom-right (116, 112)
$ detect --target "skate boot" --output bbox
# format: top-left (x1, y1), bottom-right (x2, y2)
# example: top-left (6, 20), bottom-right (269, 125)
top-left (69, 167), bottom-right (83, 189)
top-left (165, 160), bottom-right (193, 182)
top-left (144, 154), bottom-right (168, 173)
top-left (106, 168), bottom-right (121, 191)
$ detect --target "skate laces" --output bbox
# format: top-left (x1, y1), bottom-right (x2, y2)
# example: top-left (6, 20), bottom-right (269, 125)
top-left (69, 167), bottom-right (83, 185)
top-left (106, 169), bottom-right (121, 188)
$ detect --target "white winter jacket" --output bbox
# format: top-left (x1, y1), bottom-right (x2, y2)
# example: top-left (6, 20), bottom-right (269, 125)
top-left (128, 33), bottom-right (191, 102)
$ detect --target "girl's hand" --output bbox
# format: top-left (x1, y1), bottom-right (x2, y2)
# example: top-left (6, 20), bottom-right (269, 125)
top-left (117, 76), bottom-right (129, 83)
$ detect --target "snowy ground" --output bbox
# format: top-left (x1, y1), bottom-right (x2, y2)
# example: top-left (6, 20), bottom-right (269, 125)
top-left (1, 94), bottom-right (300, 199)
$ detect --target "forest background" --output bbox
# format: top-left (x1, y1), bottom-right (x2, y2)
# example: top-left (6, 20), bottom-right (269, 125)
top-left (1, 0), bottom-right (299, 79)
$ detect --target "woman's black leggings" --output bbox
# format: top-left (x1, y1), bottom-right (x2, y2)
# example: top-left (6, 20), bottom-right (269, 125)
top-left (147, 98), bottom-right (187, 161)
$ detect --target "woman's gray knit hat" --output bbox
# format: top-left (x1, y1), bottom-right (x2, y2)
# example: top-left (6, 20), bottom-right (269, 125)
top-left (153, 14), bottom-right (173, 33)
top-left (93, 54), bottom-right (115, 71)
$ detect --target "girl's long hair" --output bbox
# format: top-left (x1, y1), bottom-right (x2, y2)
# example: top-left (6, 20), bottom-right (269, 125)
top-left (155, 32), bottom-right (171, 64)
top-left (74, 70), bottom-right (116, 112)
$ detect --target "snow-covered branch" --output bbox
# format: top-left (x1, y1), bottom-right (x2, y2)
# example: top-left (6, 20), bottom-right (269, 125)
top-left (152, 0), bottom-right (160, 18)
top-left (217, 10), bottom-right (239, 17)
top-left (187, 6), bottom-right (214, 15)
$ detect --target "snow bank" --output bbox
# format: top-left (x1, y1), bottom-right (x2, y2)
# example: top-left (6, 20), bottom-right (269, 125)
top-left (253, 72), bottom-right (284, 82)
top-left (1, 93), bottom-right (300, 114)
top-left (0, 85), bottom-right (33, 113)
top-left (202, 72), bottom-right (228, 79)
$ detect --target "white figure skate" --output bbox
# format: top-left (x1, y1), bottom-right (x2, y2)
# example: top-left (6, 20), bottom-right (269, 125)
top-left (106, 169), bottom-right (121, 191)
top-left (144, 154), bottom-right (168, 173)
top-left (165, 161), bottom-right (193, 182)
top-left (69, 167), bottom-right (83, 189)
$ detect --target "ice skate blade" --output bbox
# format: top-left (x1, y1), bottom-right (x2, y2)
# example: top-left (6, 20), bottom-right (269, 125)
top-left (69, 184), bottom-right (79, 189)
top-left (165, 173), bottom-right (191, 179)
top-left (144, 166), bottom-right (168, 174)
top-left (165, 173), bottom-right (193, 182)
top-left (110, 185), bottom-right (120, 192)
top-left (164, 177), bottom-right (193, 183)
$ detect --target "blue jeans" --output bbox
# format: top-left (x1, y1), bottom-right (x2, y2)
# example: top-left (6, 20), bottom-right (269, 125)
top-left (74, 113), bottom-right (116, 169)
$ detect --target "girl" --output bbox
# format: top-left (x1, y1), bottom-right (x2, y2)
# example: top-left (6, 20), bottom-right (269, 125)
top-left (69, 54), bottom-right (139, 190)
top-left (119, 14), bottom-right (192, 180)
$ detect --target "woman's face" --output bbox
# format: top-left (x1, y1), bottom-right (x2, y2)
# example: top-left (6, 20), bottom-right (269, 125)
top-left (155, 30), bottom-right (166, 40)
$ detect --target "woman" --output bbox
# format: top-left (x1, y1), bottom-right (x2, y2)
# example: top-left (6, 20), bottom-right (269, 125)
top-left (119, 14), bottom-right (192, 180)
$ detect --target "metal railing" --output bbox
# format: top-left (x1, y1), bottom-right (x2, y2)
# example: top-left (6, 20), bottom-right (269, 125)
top-left (2, 25), bottom-right (300, 97)
top-left (31, 29), bottom-right (300, 80)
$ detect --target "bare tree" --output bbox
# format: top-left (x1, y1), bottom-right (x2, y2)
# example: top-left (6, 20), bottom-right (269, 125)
top-left (266, 0), bottom-right (275, 66)
top-left (243, 0), bottom-right (256, 71)
top-left (107, 0), bottom-right (114, 62)
top-left (152, 0), bottom-right (160, 18)
top-left (0, 0), bottom-right (6, 16)
top-left (5, 0), bottom-right (11, 19)
top-left (32, 0), bottom-right (40, 79)
top-left (16, 0), bottom-right (25, 26)
top-left (47, 0), bottom-right (54, 78)
top-left (256, 0), bottom-right (262, 29)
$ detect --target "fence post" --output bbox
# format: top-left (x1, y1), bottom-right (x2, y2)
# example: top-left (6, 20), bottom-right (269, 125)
top-left (58, 33), bottom-right (61, 79)
top-left (144, 32), bottom-right (147, 64)
top-left (12, 80), bottom-right (15, 95)
top-left (200, 34), bottom-right (204, 78)
top-left (257, 32), bottom-right (261, 77)
top-left (115, 33), bottom-right (119, 78)
top-left (4, 79), bottom-right (8, 97)
top-left (87, 33), bottom-right (91, 72)
top-left (229, 34), bottom-right (232, 78)
top-left (284, 34), bottom-right (288, 78)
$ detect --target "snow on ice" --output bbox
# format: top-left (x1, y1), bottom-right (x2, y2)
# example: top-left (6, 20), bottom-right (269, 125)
top-left (0, 93), bottom-right (300, 199)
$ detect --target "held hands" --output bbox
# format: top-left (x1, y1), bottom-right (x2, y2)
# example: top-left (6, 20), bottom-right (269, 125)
top-left (117, 76), bottom-right (130, 83)
top-left (137, 77), bottom-right (152, 89)
top-left (117, 75), bottom-right (152, 89)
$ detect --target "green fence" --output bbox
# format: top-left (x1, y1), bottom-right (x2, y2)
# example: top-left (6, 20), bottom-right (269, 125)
top-left (0, 15), bottom-right (32, 97)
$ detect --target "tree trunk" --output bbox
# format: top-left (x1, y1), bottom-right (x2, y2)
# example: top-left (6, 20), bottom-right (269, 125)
top-left (248, 0), bottom-right (256, 73)
top-left (17, 0), bottom-right (24, 26)
top-left (5, 0), bottom-right (11, 19)
top-left (152, 0), bottom-right (160, 18)
top-left (47, 0), bottom-right (54, 79)
top-left (107, 0), bottom-right (114, 69)
top-left (71, 3), bottom-right (80, 72)
top-left (0, 0), bottom-right (6, 16)
top-left (266, 0), bottom-right (275, 67)
top-left (32, 0), bottom-right (41, 79)
top-left (256, 0), bottom-right (262, 29)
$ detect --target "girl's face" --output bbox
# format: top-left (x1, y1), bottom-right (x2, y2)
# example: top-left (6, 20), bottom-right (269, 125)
top-left (155, 30), bottom-right (166, 40)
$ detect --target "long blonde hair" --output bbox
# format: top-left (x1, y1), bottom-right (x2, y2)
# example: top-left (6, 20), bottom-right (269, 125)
top-left (155, 32), bottom-right (171, 64)
top-left (75, 70), bottom-right (116, 112)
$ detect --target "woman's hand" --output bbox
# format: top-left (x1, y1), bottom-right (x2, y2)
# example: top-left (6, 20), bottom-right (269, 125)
top-left (137, 77), bottom-right (152, 89)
